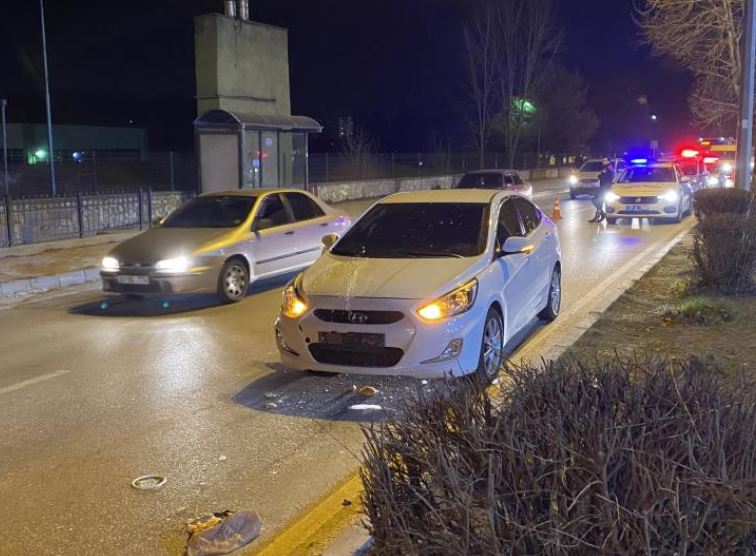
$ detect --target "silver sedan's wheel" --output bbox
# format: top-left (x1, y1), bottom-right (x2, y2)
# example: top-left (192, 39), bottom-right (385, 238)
top-left (477, 308), bottom-right (504, 382)
top-left (217, 259), bottom-right (248, 303)
top-left (538, 265), bottom-right (561, 321)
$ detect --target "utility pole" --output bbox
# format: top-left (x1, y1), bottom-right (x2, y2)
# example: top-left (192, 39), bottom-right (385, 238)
top-left (40, 0), bottom-right (57, 196)
top-left (737, 0), bottom-right (756, 191)
top-left (1, 99), bottom-right (8, 197)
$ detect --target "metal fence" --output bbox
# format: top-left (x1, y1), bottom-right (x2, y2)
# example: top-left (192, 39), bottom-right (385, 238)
top-left (308, 152), bottom-right (578, 183)
top-left (2, 151), bottom-right (197, 197)
top-left (0, 190), bottom-right (193, 247)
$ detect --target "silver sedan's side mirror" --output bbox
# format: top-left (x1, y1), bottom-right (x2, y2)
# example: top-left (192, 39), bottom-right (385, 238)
top-left (321, 233), bottom-right (339, 250)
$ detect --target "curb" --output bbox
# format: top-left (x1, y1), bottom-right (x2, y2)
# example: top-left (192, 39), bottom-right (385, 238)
top-left (0, 267), bottom-right (99, 302)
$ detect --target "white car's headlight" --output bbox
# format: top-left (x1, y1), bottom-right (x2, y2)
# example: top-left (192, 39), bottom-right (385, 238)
top-left (721, 162), bottom-right (733, 173)
top-left (154, 256), bottom-right (191, 273)
top-left (707, 175), bottom-right (719, 187)
top-left (101, 256), bottom-right (120, 271)
top-left (604, 191), bottom-right (620, 203)
top-left (416, 279), bottom-right (478, 322)
top-left (568, 175), bottom-right (579, 185)
top-left (658, 190), bottom-right (680, 203)
top-left (281, 276), bottom-right (308, 318)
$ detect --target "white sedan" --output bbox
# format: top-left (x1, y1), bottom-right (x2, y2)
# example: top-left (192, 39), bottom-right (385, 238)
top-left (274, 189), bottom-right (561, 380)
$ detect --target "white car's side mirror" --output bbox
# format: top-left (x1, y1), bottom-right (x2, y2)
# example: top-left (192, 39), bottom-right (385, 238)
top-left (499, 236), bottom-right (535, 257)
top-left (321, 233), bottom-right (339, 250)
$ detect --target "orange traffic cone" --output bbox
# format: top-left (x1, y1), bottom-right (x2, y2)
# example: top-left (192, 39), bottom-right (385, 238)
top-left (551, 198), bottom-right (562, 221)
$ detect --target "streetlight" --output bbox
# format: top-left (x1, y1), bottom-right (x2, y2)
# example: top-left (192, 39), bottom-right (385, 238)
top-left (40, 0), bottom-right (57, 196)
top-left (1, 99), bottom-right (8, 197)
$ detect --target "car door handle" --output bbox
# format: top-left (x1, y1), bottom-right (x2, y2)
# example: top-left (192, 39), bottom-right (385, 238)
top-left (284, 231), bottom-right (295, 235)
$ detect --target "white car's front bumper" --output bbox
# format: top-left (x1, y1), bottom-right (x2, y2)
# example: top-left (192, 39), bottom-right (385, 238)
top-left (275, 295), bottom-right (487, 379)
top-left (605, 196), bottom-right (681, 219)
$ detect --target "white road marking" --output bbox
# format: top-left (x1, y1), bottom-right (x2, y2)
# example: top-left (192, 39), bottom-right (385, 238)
top-left (0, 369), bottom-right (70, 396)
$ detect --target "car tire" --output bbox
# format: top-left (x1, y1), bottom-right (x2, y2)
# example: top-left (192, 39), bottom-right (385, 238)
top-left (476, 307), bottom-right (504, 383)
top-left (671, 200), bottom-right (683, 223)
top-left (217, 258), bottom-right (249, 303)
top-left (606, 217), bottom-right (617, 225)
top-left (538, 265), bottom-right (561, 322)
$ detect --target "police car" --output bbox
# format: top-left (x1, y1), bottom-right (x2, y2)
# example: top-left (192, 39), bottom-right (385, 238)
top-left (603, 160), bottom-right (694, 225)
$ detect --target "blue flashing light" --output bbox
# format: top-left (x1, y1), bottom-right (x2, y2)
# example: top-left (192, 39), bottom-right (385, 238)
top-left (630, 158), bottom-right (648, 165)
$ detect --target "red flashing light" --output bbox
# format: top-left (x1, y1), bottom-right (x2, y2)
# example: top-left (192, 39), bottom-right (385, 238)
top-left (703, 156), bottom-right (719, 164)
top-left (680, 148), bottom-right (700, 158)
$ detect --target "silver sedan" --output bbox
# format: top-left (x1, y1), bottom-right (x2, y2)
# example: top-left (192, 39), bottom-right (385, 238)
top-left (100, 189), bottom-right (351, 303)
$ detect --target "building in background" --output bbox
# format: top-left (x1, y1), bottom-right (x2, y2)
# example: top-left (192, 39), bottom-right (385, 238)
top-left (5, 123), bottom-right (147, 164)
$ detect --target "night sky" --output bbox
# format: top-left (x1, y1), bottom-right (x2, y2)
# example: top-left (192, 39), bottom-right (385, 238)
top-left (0, 0), bottom-right (693, 152)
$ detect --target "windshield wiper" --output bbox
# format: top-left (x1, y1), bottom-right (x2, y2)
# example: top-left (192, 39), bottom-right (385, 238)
top-left (391, 250), bottom-right (466, 259)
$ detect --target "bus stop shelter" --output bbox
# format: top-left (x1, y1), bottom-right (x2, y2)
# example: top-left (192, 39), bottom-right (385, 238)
top-left (194, 109), bottom-right (322, 193)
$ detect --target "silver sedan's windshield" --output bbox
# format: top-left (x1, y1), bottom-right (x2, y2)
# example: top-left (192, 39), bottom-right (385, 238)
top-left (162, 196), bottom-right (256, 228)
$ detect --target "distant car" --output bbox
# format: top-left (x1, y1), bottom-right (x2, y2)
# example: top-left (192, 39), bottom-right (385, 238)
top-left (567, 158), bottom-right (627, 198)
top-left (274, 189), bottom-right (561, 381)
top-left (604, 161), bottom-right (693, 224)
top-left (100, 189), bottom-right (351, 303)
top-left (456, 170), bottom-right (533, 197)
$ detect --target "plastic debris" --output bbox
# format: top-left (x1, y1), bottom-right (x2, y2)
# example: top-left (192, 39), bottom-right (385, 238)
top-left (264, 392), bottom-right (277, 400)
top-left (358, 386), bottom-right (378, 397)
top-left (420, 380), bottom-right (429, 385)
top-left (348, 404), bottom-right (382, 411)
top-left (186, 510), bottom-right (262, 556)
top-left (218, 455), bottom-right (227, 462)
top-left (131, 475), bottom-right (166, 490)
top-left (263, 401), bottom-right (278, 410)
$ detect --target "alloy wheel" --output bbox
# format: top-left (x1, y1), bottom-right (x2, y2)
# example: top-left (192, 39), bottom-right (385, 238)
top-left (223, 263), bottom-right (247, 299)
top-left (482, 313), bottom-right (503, 379)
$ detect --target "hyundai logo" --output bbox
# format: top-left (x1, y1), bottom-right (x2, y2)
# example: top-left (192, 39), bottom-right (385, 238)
top-left (348, 312), bottom-right (369, 324)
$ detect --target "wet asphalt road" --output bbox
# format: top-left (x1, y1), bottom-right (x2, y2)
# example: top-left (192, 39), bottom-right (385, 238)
top-left (0, 181), bottom-right (693, 555)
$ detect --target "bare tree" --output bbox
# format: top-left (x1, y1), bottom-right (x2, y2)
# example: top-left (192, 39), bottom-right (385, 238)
top-left (637, 0), bottom-right (742, 130)
top-left (464, 0), bottom-right (560, 168)
top-left (340, 124), bottom-right (379, 179)
top-left (463, 3), bottom-right (498, 169)
top-left (496, 0), bottom-right (560, 167)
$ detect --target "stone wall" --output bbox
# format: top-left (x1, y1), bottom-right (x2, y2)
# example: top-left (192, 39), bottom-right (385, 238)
top-left (312, 174), bottom-right (461, 204)
top-left (0, 191), bottom-right (190, 247)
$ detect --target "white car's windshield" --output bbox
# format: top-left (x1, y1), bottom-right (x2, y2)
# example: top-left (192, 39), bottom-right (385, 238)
top-left (162, 196), bottom-right (256, 228)
top-left (331, 202), bottom-right (490, 258)
top-left (619, 167), bottom-right (676, 183)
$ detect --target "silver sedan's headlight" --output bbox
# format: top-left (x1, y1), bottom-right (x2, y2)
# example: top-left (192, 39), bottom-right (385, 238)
top-left (568, 175), bottom-right (579, 185)
top-left (154, 256), bottom-right (191, 273)
top-left (101, 256), bottom-right (120, 271)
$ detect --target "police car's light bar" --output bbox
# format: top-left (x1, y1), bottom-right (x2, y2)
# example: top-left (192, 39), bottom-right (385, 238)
top-left (630, 158), bottom-right (648, 165)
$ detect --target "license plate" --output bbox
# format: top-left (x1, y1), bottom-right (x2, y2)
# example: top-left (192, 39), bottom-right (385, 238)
top-left (116, 275), bottom-right (150, 285)
top-left (318, 332), bottom-right (385, 350)
top-left (627, 205), bottom-right (645, 211)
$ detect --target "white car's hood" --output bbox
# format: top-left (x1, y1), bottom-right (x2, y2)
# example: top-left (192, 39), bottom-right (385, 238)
top-left (611, 182), bottom-right (677, 196)
top-left (302, 253), bottom-right (485, 300)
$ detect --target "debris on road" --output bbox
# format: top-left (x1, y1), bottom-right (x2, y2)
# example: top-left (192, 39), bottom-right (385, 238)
top-left (344, 384), bottom-right (357, 394)
top-left (130, 475), bottom-right (166, 490)
top-left (186, 510), bottom-right (262, 556)
top-left (420, 380), bottom-right (429, 385)
top-left (348, 404), bottom-right (383, 411)
top-left (263, 401), bottom-right (278, 410)
top-left (264, 392), bottom-right (277, 400)
top-left (358, 385), bottom-right (379, 397)
top-left (218, 455), bottom-right (228, 462)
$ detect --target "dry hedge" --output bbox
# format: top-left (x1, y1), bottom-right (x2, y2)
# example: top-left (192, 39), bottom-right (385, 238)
top-left (361, 358), bottom-right (756, 555)
top-left (693, 213), bottom-right (756, 292)
top-left (694, 188), bottom-right (755, 219)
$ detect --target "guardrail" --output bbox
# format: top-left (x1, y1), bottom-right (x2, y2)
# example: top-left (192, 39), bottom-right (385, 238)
top-left (0, 190), bottom-right (192, 247)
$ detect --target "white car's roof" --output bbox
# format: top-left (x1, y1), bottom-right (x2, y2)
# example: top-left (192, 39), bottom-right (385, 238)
top-left (380, 189), bottom-right (502, 204)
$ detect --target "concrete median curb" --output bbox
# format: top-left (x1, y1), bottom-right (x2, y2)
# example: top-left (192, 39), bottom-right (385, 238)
top-left (0, 267), bottom-right (99, 302)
